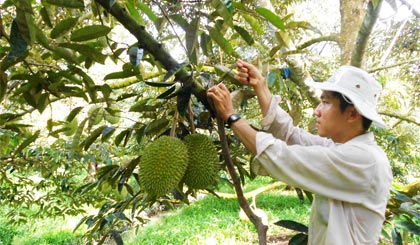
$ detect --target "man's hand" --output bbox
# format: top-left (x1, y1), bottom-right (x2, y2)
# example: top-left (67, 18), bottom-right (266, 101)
top-left (207, 83), bottom-right (236, 122)
top-left (235, 59), bottom-right (267, 91)
top-left (235, 59), bottom-right (272, 117)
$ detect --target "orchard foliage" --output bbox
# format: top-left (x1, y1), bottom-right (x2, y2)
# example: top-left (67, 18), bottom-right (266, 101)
top-left (0, 0), bottom-right (419, 243)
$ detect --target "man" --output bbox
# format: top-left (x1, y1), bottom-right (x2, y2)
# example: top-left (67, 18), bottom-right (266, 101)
top-left (207, 60), bottom-right (392, 245)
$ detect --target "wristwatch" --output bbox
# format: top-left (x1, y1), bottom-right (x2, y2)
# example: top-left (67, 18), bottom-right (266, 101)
top-left (226, 113), bottom-right (241, 128)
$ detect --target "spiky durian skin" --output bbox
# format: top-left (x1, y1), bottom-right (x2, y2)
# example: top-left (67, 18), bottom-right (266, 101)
top-left (139, 136), bottom-right (189, 197)
top-left (183, 134), bottom-right (220, 189)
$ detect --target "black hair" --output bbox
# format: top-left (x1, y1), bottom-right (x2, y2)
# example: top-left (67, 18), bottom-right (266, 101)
top-left (331, 91), bottom-right (372, 130)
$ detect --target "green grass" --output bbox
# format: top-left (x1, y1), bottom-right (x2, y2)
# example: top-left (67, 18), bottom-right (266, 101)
top-left (1, 176), bottom-right (417, 244)
top-left (12, 231), bottom-right (79, 245)
top-left (0, 209), bottom-right (84, 245)
top-left (126, 176), bottom-right (311, 245)
top-left (0, 176), bottom-right (311, 245)
top-left (0, 224), bottom-right (18, 245)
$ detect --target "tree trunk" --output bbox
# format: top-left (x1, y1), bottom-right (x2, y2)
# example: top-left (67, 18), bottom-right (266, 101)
top-left (351, 0), bottom-right (384, 67)
top-left (339, 0), bottom-right (367, 65)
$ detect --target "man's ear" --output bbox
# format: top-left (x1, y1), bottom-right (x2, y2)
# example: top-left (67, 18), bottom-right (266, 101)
top-left (346, 106), bottom-right (362, 123)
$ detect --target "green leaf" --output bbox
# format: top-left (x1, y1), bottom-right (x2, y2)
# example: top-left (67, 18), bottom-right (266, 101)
top-left (267, 71), bottom-right (277, 88)
top-left (101, 84), bottom-right (113, 100)
top-left (169, 15), bottom-right (189, 31)
top-left (144, 117), bottom-right (169, 136)
top-left (242, 14), bottom-right (263, 35)
top-left (157, 85), bottom-right (176, 99)
top-left (396, 215), bottom-right (420, 235)
top-left (14, 130), bottom-right (40, 156)
top-left (186, 18), bottom-right (199, 65)
top-left (70, 25), bottom-right (112, 42)
top-left (36, 93), bottom-right (49, 113)
top-left (269, 45), bottom-right (282, 57)
top-left (72, 67), bottom-right (97, 102)
top-left (289, 233), bottom-right (308, 245)
top-left (211, 0), bottom-right (234, 27)
top-left (392, 228), bottom-right (402, 245)
top-left (136, 2), bottom-right (158, 24)
top-left (233, 25), bottom-right (254, 45)
top-left (200, 32), bottom-right (212, 57)
top-left (392, 190), bottom-right (412, 203)
top-left (274, 220), bottom-right (308, 233)
top-left (126, 0), bottom-right (144, 25)
top-left (51, 47), bottom-right (79, 64)
top-left (285, 21), bottom-right (312, 30)
top-left (70, 118), bottom-right (87, 151)
top-left (255, 7), bottom-right (285, 30)
top-left (66, 107), bottom-right (83, 122)
top-left (73, 215), bottom-right (91, 233)
top-left (115, 129), bottom-right (129, 146)
top-left (129, 103), bottom-right (157, 112)
top-left (104, 70), bottom-right (138, 80)
top-left (275, 30), bottom-right (291, 49)
top-left (8, 19), bottom-right (28, 60)
top-left (82, 125), bottom-right (108, 150)
top-left (15, 3), bottom-right (36, 45)
top-left (177, 88), bottom-right (192, 116)
top-left (0, 72), bottom-right (6, 103)
top-left (207, 26), bottom-right (237, 57)
top-left (35, 27), bottom-right (51, 49)
top-left (145, 81), bottom-right (175, 87)
top-left (46, 0), bottom-right (84, 9)
top-left (50, 17), bottom-right (79, 39)
top-left (162, 61), bottom-right (188, 83)
top-left (101, 126), bottom-right (116, 142)
top-left (40, 7), bottom-right (52, 28)
top-left (58, 42), bottom-right (107, 64)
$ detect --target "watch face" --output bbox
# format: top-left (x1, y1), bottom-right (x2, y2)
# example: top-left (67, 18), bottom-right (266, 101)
top-left (227, 114), bottom-right (241, 127)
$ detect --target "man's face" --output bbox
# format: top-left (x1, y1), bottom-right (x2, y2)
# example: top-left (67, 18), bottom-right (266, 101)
top-left (314, 91), bottom-right (348, 141)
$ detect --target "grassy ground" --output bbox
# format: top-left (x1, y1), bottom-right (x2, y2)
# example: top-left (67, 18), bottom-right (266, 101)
top-left (123, 176), bottom-right (311, 245)
top-left (1, 176), bottom-right (418, 244)
top-left (0, 214), bottom-right (84, 245)
top-left (1, 176), bottom-right (311, 245)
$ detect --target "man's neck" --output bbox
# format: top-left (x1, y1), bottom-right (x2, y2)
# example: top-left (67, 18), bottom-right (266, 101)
top-left (333, 128), bottom-right (367, 143)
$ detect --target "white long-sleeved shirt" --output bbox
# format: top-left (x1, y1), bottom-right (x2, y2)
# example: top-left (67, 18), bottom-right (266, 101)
top-left (252, 96), bottom-right (392, 245)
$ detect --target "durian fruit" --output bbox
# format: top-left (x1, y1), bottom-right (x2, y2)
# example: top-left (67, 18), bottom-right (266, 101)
top-left (183, 134), bottom-right (220, 189)
top-left (139, 136), bottom-right (189, 197)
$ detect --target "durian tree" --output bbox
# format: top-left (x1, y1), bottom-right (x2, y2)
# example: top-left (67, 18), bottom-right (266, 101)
top-left (0, 0), bottom-right (419, 244)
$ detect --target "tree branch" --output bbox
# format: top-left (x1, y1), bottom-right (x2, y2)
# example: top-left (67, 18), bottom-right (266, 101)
top-left (368, 57), bottom-right (420, 72)
top-left (379, 111), bottom-right (420, 126)
top-left (94, 0), bottom-right (211, 110)
top-left (399, 0), bottom-right (420, 18)
top-left (351, 0), bottom-right (384, 67)
top-left (296, 34), bottom-right (340, 50)
top-left (216, 117), bottom-right (268, 245)
top-left (210, 181), bottom-right (286, 199)
top-left (285, 56), bottom-right (320, 107)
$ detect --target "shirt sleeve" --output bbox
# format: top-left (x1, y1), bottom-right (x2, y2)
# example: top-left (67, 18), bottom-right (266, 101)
top-left (252, 132), bottom-right (377, 203)
top-left (261, 95), bottom-right (332, 146)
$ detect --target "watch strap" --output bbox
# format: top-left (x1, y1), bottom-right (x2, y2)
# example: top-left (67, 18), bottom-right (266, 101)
top-left (226, 114), bottom-right (241, 128)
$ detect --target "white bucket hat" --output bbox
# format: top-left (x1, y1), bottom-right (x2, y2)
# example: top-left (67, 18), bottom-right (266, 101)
top-left (306, 65), bottom-right (387, 128)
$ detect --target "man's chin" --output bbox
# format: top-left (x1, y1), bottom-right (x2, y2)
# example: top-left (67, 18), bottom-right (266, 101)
top-left (317, 130), bottom-right (326, 137)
